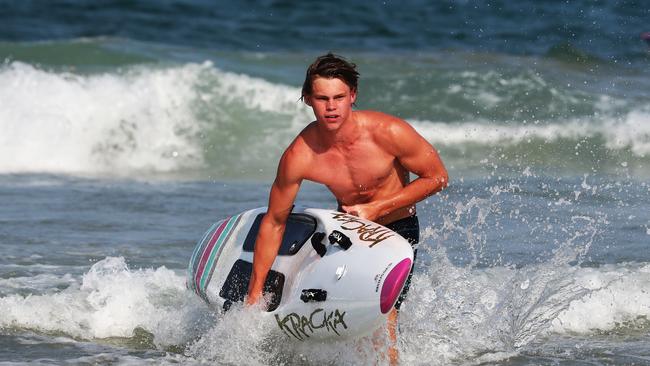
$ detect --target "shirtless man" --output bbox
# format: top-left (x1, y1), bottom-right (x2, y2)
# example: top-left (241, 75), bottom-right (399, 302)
top-left (246, 53), bottom-right (448, 362)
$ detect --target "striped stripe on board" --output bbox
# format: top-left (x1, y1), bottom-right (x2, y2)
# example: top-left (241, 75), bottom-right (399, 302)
top-left (187, 220), bottom-right (221, 291)
top-left (187, 214), bottom-right (243, 302)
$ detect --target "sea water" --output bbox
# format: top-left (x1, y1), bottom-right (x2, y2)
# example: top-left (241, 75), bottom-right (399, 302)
top-left (1, 1), bottom-right (649, 365)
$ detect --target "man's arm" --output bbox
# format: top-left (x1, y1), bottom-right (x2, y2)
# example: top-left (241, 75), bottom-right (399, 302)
top-left (343, 114), bottom-right (448, 221)
top-left (246, 146), bottom-right (304, 306)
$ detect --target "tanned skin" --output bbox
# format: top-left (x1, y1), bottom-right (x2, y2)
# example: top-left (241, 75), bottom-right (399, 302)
top-left (246, 76), bottom-right (448, 363)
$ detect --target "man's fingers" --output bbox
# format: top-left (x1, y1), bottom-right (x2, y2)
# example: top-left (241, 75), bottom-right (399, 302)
top-left (341, 205), bottom-right (359, 216)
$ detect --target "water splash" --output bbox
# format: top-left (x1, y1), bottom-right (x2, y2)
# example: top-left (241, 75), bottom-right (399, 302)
top-left (0, 257), bottom-right (207, 347)
top-left (393, 172), bottom-right (620, 364)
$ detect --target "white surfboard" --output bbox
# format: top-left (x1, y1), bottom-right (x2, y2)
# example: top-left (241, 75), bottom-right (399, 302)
top-left (187, 207), bottom-right (414, 340)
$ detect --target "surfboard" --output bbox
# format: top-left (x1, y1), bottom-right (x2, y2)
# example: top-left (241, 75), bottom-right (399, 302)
top-left (187, 207), bottom-right (414, 340)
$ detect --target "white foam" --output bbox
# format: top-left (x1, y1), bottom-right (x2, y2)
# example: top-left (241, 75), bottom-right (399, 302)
top-left (410, 108), bottom-right (650, 156)
top-left (3, 256), bottom-right (648, 363)
top-left (551, 263), bottom-right (650, 333)
top-left (0, 60), bottom-right (312, 176)
top-left (210, 68), bottom-right (306, 115)
top-left (394, 247), bottom-right (650, 364)
top-left (0, 257), bottom-right (207, 347)
top-left (3, 59), bottom-right (647, 178)
top-left (601, 109), bottom-right (650, 155)
top-left (0, 61), bottom-right (207, 174)
top-left (186, 305), bottom-right (280, 365)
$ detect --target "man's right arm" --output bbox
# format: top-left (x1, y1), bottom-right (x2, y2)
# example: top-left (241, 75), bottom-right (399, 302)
top-left (246, 147), bottom-right (303, 306)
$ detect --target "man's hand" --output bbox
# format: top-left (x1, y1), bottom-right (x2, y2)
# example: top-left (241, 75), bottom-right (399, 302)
top-left (245, 291), bottom-right (261, 307)
top-left (341, 201), bottom-right (382, 221)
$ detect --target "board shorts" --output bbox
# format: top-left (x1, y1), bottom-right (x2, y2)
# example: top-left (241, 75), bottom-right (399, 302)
top-left (384, 215), bottom-right (419, 310)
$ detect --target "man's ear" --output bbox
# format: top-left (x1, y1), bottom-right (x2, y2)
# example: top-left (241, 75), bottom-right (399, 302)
top-left (303, 95), bottom-right (312, 107)
top-left (350, 89), bottom-right (357, 104)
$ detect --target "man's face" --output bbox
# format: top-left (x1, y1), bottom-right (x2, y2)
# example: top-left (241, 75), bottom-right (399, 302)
top-left (305, 77), bottom-right (357, 131)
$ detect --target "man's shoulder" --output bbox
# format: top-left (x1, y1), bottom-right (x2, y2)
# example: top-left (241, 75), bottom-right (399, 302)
top-left (275, 133), bottom-right (313, 183)
top-left (290, 121), bottom-right (317, 149)
top-left (355, 110), bottom-right (398, 124)
top-left (355, 110), bottom-right (425, 158)
top-left (355, 110), bottom-right (412, 139)
top-left (282, 124), bottom-right (316, 164)
top-left (299, 120), bottom-right (319, 137)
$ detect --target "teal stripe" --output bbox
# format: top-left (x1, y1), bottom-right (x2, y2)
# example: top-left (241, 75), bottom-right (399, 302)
top-left (199, 214), bottom-right (241, 290)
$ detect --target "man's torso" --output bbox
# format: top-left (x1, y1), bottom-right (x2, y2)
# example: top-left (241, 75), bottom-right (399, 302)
top-left (296, 111), bottom-right (414, 225)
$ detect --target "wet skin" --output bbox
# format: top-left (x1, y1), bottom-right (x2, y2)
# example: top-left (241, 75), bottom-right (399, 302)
top-left (247, 76), bottom-right (448, 305)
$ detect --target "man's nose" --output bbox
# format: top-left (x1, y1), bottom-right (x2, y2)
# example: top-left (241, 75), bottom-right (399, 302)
top-left (326, 100), bottom-right (336, 110)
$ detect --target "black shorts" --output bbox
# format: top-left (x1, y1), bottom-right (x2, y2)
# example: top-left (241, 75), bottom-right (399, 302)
top-left (384, 215), bottom-right (419, 310)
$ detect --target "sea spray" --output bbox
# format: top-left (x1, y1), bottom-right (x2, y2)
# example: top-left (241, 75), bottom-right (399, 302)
top-left (393, 171), bottom-right (616, 364)
top-left (0, 257), bottom-right (207, 348)
top-left (186, 304), bottom-right (280, 365)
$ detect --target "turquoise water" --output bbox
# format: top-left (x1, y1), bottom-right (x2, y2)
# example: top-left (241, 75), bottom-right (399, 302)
top-left (1, 2), bottom-right (650, 365)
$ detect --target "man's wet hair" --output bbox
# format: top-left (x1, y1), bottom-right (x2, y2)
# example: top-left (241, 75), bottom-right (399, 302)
top-left (301, 53), bottom-right (359, 100)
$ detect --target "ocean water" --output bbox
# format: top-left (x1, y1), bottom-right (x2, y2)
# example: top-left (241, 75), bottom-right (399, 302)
top-left (1, 1), bottom-right (650, 365)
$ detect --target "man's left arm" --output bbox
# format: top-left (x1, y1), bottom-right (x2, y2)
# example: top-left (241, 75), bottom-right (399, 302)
top-left (344, 116), bottom-right (448, 221)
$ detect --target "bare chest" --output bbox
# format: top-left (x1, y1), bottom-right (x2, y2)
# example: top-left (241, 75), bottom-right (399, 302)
top-left (305, 141), bottom-right (398, 204)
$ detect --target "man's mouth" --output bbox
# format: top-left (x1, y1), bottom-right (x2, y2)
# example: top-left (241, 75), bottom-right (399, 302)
top-left (325, 115), bottom-right (339, 120)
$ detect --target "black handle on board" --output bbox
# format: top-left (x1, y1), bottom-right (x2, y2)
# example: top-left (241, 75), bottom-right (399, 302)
top-left (300, 288), bottom-right (327, 302)
top-left (328, 230), bottom-right (352, 250)
top-left (311, 232), bottom-right (327, 257)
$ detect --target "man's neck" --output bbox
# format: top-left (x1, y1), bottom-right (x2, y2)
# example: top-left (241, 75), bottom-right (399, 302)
top-left (318, 112), bottom-right (359, 149)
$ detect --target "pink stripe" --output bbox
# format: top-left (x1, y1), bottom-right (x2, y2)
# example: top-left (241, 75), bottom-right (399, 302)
top-left (194, 219), bottom-right (230, 289)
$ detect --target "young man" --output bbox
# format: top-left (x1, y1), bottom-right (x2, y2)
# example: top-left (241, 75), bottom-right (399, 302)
top-left (246, 53), bottom-right (448, 362)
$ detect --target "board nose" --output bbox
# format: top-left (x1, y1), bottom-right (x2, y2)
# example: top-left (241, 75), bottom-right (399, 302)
top-left (380, 258), bottom-right (412, 314)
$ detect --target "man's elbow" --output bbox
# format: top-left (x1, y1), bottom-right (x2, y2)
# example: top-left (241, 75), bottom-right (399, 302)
top-left (262, 212), bottom-right (288, 231)
top-left (438, 170), bottom-right (449, 190)
top-left (258, 213), bottom-right (288, 245)
top-left (428, 170), bottom-right (449, 192)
